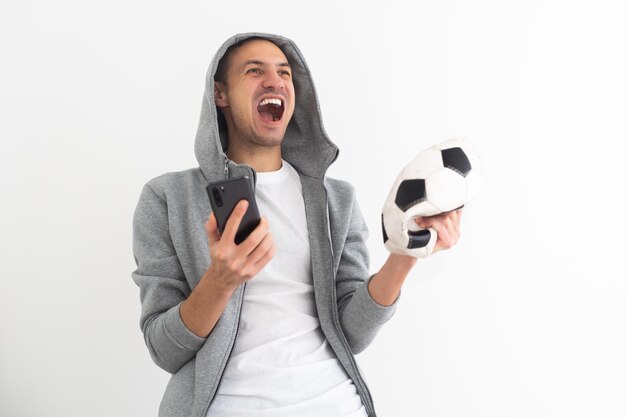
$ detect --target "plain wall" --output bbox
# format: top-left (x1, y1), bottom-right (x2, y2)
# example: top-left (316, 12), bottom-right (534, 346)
top-left (1, 0), bottom-right (624, 416)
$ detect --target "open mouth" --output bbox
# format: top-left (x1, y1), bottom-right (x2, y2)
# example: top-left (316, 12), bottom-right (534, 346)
top-left (257, 98), bottom-right (284, 122)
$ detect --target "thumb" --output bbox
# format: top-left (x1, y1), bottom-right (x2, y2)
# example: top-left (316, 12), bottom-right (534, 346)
top-left (205, 212), bottom-right (221, 244)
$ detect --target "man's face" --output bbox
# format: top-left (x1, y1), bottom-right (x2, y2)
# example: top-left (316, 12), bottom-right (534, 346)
top-left (215, 39), bottom-right (296, 149)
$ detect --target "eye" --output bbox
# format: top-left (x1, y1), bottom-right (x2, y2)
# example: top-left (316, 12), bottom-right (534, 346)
top-left (246, 68), bottom-right (262, 75)
top-left (279, 70), bottom-right (291, 77)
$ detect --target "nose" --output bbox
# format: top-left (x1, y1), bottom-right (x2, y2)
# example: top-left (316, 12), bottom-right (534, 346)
top-left (262, 70), bottom-right (285, 91)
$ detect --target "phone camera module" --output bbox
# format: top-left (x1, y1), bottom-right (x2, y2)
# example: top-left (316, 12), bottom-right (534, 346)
top-left (212, 187), bottom-right (224, 207)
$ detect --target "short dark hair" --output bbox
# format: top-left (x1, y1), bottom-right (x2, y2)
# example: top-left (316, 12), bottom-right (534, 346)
top-left (214, 36), bottom-right (269, 85)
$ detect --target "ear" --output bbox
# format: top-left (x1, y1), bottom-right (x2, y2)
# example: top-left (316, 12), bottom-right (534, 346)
top-left (214, 82), bottom-right (228, 108)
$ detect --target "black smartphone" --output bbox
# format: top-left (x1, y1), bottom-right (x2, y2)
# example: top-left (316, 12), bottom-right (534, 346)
top-left (206, 176), bottom-right (261, 244)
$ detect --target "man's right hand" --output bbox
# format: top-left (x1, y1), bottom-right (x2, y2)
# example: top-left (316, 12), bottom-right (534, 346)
top-left (204, 199), bottom-right (275, 292)
top-left (180, 200), bottom-right (274, 338)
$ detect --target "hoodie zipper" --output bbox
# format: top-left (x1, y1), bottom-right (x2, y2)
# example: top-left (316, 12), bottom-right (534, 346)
top-left (223, 155), bottom-right (231, 178)
top-left (322, 186), bottom-right (377, 417)
top-left (203, 160), bottom-right (254, 416)
top-left (203, 282), bottom-right (247, 417)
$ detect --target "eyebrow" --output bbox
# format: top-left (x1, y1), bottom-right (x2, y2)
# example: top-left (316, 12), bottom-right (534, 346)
top-left (241, 60), bottom-right (291, 68)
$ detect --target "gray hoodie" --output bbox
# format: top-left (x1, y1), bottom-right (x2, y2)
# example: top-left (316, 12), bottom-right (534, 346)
top-left (132, 32), bottom-right (399, 417)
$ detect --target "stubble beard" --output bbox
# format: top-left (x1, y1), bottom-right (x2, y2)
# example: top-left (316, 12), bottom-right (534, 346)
top-left (230, 111), bottom-right (286, 152)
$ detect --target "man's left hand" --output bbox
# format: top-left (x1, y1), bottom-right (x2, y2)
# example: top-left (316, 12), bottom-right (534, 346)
top-left (415, 208), bottom-right (463, 255)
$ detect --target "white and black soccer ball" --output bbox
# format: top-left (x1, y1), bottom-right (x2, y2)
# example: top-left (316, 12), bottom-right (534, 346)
top-left (382, 137), bottom-right (485, 258)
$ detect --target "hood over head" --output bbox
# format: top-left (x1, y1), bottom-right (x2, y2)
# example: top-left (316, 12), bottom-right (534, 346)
top-left (194, 32), bottom-right (339, 180)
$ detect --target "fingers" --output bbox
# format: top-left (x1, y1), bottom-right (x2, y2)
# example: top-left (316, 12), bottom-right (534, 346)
top-left (203, 209), bottom-right (275, 284)
top-left (233, 216), bottom-right (275, 275)
top-left (252, 243), bottom-right (276, 270)
top-left (430, 218), bottom-right (453, 249)
top-left (235, 238), bottom-right (276, 280)
top-left (221, 199), bottom-right (249, 243)
top-left (205, 212), bottom-right (221, 244)
top-left (238, 216), bottom-right (270, 254)
top-left (246, 231), bottom-right (275, 266)
top-left (417, 209), bottom-right (463, 252)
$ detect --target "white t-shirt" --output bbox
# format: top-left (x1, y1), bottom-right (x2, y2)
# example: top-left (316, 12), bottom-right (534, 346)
top-left (207, 160), bottom-right (367, 417)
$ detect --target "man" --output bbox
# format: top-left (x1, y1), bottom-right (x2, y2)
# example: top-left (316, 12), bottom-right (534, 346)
top-left (132, 33), bottom-right (461, 417)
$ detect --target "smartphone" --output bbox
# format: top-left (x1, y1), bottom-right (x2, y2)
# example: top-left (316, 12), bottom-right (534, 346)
top-left (206, 176), bottom-right (261, 244)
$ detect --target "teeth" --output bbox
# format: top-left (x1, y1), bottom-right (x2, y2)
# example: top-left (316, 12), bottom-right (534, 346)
top-left (259, 98), bottom-right (282, 106)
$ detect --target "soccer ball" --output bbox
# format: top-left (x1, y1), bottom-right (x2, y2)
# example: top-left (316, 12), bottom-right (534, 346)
top-left (381, 137), bottom-right (485, 258)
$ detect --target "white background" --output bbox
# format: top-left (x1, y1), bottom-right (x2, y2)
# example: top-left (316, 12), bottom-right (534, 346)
top-left (1, 0), bottom-right (625, 416)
